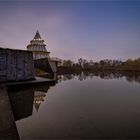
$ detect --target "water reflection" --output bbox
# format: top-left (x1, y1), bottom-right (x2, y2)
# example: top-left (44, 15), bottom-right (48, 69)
top-left (8, 88), bottom-right (34, 121)
top-left (33, 86), bottom-right (51, 112)
top-left (0, 87), bottom-right (19, 140)
top-left (0, 83), bottom-right (55, 139)
top-left (8, 83), bottom-right (55, 119)
top-left (34, 91), bottom-right (46, 112)
top-left (1, 72), bottom-right (140, 139)
top-left (58, 71), bottom-right (140, 83)
top-left (15, 73), bottom-right (140, 139)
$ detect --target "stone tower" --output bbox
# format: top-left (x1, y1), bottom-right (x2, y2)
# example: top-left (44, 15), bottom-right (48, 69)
top-left (27, 30), bottom-right (50, 60)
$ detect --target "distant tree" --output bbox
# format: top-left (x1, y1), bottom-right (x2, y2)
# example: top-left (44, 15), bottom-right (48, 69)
top-left (78, 58), bottom-right (83, 67)
top-left (89, 60), bottom-right (94, 66)
top-left (94, 62), bottom-right (98, 66)
top-left (124, 59), bottom-right (133, 65)
top-left (62, 60), bottom-right (73, 67)
top-left (99, 60), bottom-right (105, 66)
top-left (134, 58), bottom-right (140, 65)
top-left (83, 59), bottom-right (88, 68)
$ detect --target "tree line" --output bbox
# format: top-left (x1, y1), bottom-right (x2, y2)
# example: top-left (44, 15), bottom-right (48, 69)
top-left (57, 57), bottom-right (140, 72)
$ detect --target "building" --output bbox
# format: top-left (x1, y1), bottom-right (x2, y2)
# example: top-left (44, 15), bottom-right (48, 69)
top-left (27, 30), bottom-right (50, 60)
top-left (27, 31), bottom-right (58, 75)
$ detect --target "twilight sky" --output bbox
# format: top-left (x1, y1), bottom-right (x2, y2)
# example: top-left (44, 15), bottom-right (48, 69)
top-left (0, 0), bottom-right (140, 61)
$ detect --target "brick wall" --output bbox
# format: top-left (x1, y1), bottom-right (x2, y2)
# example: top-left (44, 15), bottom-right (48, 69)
top-left (0, 48), bottom-right (35, 82)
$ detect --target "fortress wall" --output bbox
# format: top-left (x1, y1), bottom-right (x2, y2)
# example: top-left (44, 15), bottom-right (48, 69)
top-left (0, 48), bottom-right (35, 82)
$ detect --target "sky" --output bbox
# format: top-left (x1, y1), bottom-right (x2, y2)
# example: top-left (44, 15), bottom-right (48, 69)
top-left (0, 0), bottom-right (140, 62)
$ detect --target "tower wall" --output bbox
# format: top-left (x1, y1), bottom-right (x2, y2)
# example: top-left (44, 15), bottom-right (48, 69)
top-left (26, 31), bottom-right (50, 60)
top-left (26, 31), bottom-right (57, 76)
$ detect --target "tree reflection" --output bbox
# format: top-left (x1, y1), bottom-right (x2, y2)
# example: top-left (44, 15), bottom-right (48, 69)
top-left (58, 71), bottom-right (140, 84)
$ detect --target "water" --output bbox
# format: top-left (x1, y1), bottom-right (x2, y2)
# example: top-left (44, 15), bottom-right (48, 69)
top-left (6, 73), bottom-right (140, 139)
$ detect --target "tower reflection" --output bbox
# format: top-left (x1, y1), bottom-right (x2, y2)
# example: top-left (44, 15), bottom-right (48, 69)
top-left (8, 83), bottom-right (55, 120)
top-left (0, 82), bottom-right (55, 139)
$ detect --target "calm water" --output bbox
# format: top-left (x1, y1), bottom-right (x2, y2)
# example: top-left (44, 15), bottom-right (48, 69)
top-left (7, 73), bottom-right (140, 139)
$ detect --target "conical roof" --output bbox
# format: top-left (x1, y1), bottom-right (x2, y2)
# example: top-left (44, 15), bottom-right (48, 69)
top-left (34, 30), bottom-right (41, 39)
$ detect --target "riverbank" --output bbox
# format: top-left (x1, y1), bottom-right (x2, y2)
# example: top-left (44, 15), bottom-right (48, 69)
top-left (57, 65), bottom-right (140, 75)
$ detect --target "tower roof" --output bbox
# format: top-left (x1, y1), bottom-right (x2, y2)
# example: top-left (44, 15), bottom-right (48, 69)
top-left (34, 30), bottom-right (41, 39)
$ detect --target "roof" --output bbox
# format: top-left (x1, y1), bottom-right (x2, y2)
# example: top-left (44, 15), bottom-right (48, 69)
top-left (34, 30), bottom-right (41, 39)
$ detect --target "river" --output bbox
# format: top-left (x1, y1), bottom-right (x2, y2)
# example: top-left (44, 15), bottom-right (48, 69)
top-left (6, 72), bottom-right (140, 139)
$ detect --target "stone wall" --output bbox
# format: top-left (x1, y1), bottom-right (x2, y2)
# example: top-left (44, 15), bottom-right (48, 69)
top-left (34, 58), bottom-right (57, 74)
top-left (0, 48), bottom-right (35, 82)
